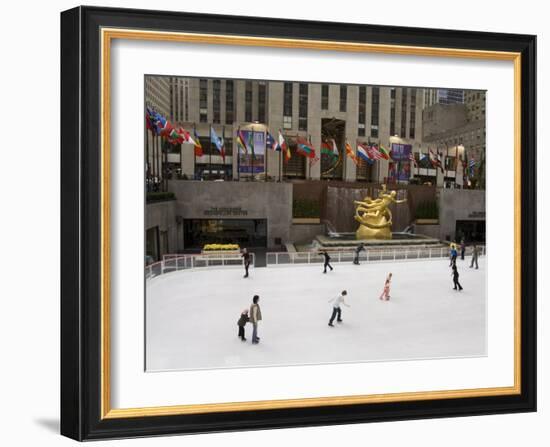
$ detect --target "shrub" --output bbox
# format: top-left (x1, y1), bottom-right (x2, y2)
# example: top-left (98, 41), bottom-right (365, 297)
top-left (146, 191), bottom-right (176, 203)
top-left (293, 199), bottom-right (320, 218)
top-left (415, 200), bottom-right (439, 220)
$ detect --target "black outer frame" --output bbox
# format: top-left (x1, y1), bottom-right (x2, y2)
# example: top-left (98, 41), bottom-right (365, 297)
top-left (60, 6), bottom-right (536, 441)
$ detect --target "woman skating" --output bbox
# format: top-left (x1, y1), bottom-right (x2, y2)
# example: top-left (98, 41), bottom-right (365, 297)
top-left (379, 273), bottom-right (392, 301)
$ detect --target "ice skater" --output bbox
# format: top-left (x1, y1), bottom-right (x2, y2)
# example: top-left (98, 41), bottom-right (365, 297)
top-left (242, 248), bottom-right (251, 278)
top-left (460, 238), bottom-right (466, 260)
top-left (452, 265), bottom-right (463, 291)
top-left (470, 244), bottom-right (479, 269)
top-left (353, 243), bottom-right (365, 265)
top-left (379, 272), bottom-right (392, 301)
top-left (328, 290), bottom-right (349, 326)
top-left (449, 243), bottom-right (458, 267)
top-left (249, 295), bottom-right (262, 344)
top-left (237, 309), bottom-right (249, 341)
top-left (321, 250), bottom-right (333, 273)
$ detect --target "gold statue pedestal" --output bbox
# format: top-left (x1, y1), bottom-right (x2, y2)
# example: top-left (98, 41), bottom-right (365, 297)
top-left (355, 218), bottom-right (392, 240)
top-left (354, 185), bottom-right (407, 241)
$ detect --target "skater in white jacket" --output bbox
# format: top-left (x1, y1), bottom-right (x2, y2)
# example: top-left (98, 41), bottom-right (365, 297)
top-left (328, 290), bottom-right (350, 326)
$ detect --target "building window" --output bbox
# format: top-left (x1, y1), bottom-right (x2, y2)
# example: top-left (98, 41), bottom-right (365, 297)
top-left (339, 85), bottom-right (347, 112)
top-left (258, 82), bottom-right (267, 124)
top-left (245, 81), bottom-right (253, 122)
top-left (409, 88), bottom-right (416, 139)
top-left (400, 87), bottom-right (407, 138)
top-left (371, 86), bottom-right (380, 138)
top-left (390, 88), bottom-right (396, 136)
top-left (213, 80), bottom-right (221, 124)
top-left (298, 83), bottom-right (308, 131)
top-left (225, 80), bottom-right (234, 124)
top-left (358, 86), bottom-right (366, 137)
top-left (321, 84), bottom-right (329, 110)
top-left (199, 79), bottom-right (208, 123)
top-left (283, 82), bottom-right (293, 129)
top-left (169, 79), bottom-right (174, 121)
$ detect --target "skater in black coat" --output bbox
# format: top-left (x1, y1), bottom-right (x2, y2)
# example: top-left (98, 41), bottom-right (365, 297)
top-left (353, 243), bottom-right (365, 265)
top-left (452, 265), bottom-right (463, 291)
top-left (321, 251), bottom-right (333, 273)
top-left (241, 248), bottom-right (251, 278)
top-left (237, 309), bottom-right (249, 341)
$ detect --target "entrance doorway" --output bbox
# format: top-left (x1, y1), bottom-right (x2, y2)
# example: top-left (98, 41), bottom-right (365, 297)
top-left (184, 219), bottom-right (268, 249)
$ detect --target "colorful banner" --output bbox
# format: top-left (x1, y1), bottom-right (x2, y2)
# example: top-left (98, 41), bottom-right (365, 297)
top-left (238, 130), bottom-right (266, 174)
top-left (390, 143), bottom-right (412, 161)
top-left (388, 161), bottom-right (411, 182)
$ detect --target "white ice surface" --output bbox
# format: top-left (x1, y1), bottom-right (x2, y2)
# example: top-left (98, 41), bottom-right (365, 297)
top-left (146, 257), bottom-right (486, 372)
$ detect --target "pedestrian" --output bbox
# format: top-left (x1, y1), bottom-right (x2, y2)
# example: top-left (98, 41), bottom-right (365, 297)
top-left (353, 243), bottom-right (365, 265)
top-left (241, 248), bottom-right (251, 278)
top-left (379, 272), bottom-right (392, 301)
top-left (321, 250), bottom-right (333, 273)
top-left (460, 238), bottom-right (466, 260)
top-left (237, 309), bottom-right (249, 341)
top-left (449, 243), bottom-right (458, 267)
top-left (249, 295), bottom-right (262, 344)
top-left (452, 265), bottom-right (463, 291)
top-left (328, 290), bottom-right (350, 326)
top-left (470, 244), bottom-right (479, 269)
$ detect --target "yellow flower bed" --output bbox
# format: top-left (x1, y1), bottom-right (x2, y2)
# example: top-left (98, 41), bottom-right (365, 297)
top-left (203, 244), bottom-right (240, 251)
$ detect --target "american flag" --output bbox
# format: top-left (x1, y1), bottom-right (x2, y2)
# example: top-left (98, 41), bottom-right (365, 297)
top-left (409, 151), bottom-right (417, 167)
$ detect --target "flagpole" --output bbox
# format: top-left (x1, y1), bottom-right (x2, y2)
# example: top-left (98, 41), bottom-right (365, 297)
top-left (209, 125), bottom-right (212, 180)
top-left (251, 128), bottom-right (254, 182)
top-left (264, 126), bottom-right (268, 182)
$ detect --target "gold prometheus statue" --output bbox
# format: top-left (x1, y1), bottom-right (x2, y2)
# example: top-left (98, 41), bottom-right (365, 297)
top-left (354, 185), bottom-right (407, 240)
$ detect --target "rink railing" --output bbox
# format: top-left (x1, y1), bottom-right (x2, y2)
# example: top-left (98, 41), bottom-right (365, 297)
top-left (266, 246), bottom-right (485, 266)
top-left (145, 252), bottom-right (255, 280)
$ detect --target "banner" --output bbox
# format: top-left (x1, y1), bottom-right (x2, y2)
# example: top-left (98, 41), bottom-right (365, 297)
top-left (238, 131), bottom-right (266, 174)
top-left (390, 143), bottom-right (412, 161)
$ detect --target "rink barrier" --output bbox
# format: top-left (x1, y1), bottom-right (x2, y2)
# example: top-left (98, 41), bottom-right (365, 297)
top-left (145, 253), bottom-right (255, 280)
top-left (265, 245), bottom-right (485, 266)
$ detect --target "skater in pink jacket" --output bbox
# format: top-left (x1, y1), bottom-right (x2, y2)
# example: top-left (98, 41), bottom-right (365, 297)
top-left (379, 273), bottom-right (392, 301)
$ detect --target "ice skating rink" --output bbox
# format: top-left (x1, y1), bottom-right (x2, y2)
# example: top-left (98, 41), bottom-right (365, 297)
top-left (146, 257), bottom-right (486, 371)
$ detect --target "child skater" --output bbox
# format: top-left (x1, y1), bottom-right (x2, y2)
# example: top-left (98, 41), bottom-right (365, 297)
top-left (237, 309), bottom-right (249, 341)
top-left (379, 272), bottom-right (393, 301)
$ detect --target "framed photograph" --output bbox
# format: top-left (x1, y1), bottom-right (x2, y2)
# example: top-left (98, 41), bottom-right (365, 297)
top-left (60, 6), bottom-right (536, 441)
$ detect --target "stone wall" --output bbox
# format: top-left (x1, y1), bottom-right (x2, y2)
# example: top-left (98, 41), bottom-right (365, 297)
top-left (167, 180), bottom-right (293, 248)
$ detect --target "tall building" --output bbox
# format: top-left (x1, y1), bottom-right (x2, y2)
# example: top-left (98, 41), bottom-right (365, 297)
top-left (423, 89), bottom-right (465, 107)
top-left (154, 77), bottom-right (426, 183)
top-left (144, 76), bottom-right (170, 117)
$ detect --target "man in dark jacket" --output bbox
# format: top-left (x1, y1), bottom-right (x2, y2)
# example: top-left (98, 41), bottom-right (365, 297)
top-left (321, 251), bottom-right (333, 273)
top-left (242, 248), bottom-right (251, 278)
top-left (452, 265), bottom-right (463, 291)
top-left (353, 243), bottom-right (365, 265)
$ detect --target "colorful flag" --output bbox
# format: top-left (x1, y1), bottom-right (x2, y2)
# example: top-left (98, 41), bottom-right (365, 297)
top-left (296, 136), bottom-right (315, 158)
top-left (409, 151), bottom-right (418, 167)
top-left (356, 143), bottom-right (373, 164)
top-left (247, 131), bottom-right (255, 159)
top-left (193, 127), bottom-right (203, 157)
top-left (378, 144), bottom-right (391, 160)
top-left (469, 158), bottom-right (476, 177)
top-left (345, 140), bottom-right (358, 165)
top-left (321, 140), bottom-right (333, 156)
top-left (278, 130), bottom-right (290, 163)
top-left (429, 148), bottom-right (444, 173)
top-left (357, 143), bottom-right (374, 165)
top-left (235, 127), bottom-right (248, 154)
top-left (210, 126), bottom-right (225, 161)
top-left (266, 131), bottom-right (278, 151)
top-left (366, 143), bottom-right (383, 160)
